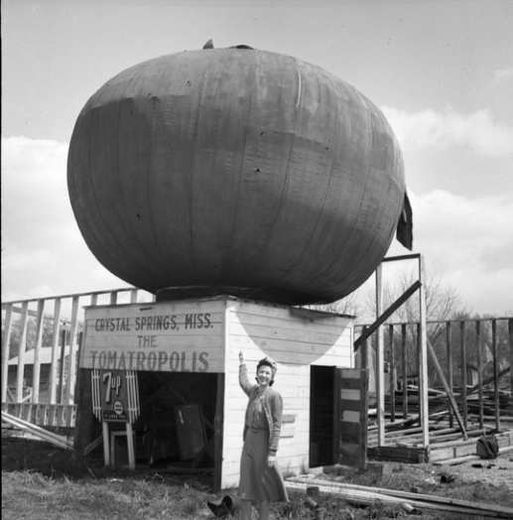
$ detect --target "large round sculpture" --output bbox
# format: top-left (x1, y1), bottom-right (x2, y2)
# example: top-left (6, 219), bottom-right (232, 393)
top-left (68, 47), bottom-right (406, 304)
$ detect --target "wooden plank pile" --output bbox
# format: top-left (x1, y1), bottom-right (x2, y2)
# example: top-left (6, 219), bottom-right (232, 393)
top-left (286, 476), bottom-right (513, 518)
top-left (1, 410), bottom-right (73, 450)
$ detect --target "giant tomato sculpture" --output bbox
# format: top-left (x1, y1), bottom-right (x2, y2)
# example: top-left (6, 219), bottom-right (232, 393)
top-left (68, 47), bottom-right (408, 304)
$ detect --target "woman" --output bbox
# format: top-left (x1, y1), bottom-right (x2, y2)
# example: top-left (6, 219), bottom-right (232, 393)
top-left (238, 351), bottom-right (288, 519)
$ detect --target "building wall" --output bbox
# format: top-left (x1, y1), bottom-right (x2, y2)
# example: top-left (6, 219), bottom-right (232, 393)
top-left (221, 299), bottom-right (354, 489)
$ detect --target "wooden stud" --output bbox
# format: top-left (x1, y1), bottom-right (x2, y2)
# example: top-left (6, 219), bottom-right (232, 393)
top-left (32, 299), bottom-right (45, 403)
top-left (375, 264), bottom-right (385, 447)
top-left (460, 321), bottom-right (467, 428)
top-left (492, 319), bottom-right (500, 431)
top-left (446, 322), bottom-right (453, 428)
top-left (509, 318), bottom-right (513, 397)
top-left (1, 304), bottom-right (13, 402)
top-left (476, 321), bottom-right (484, 429)
top-left (58, 329), bottom-right (67, 404)
top-left (388, 324), bottom-right (396, 422)
top-left (49, 299), bottom-right (62, 404)
top-left (65, 296), bottom-right (80, 404)
top-left (16, 302), bottom-right (29, 403)
top-left (417, 255), bottom-right (429, 449)
top-left (401, 323), bottom-right (408, 419)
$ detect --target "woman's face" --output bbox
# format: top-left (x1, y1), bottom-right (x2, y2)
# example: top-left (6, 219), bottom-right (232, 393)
top-left (256, 365), bottom-right (273, 387)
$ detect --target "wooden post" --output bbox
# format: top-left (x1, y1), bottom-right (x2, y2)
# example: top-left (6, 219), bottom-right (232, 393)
top-left (401, 323), bottom-right (408, 419)
top-left (126, 422), bottom-right (135, 470)
top-left (65, 296), bottom-right (79, 404)
top-left (49, 299), bottom-right (62, 404)
top-left (492, 319), bottom-right (500, 432)
top-left (375, 264), bottom-right (385, 447)
top-left (476, 320), bottom-right (484, 429)
top-left (32, 299), bottom-right (45, 403)
top-left (509, 318), bottom-right (513, 397)
top-left (16, 302), bottom-right (29, 403)
top-left (427, 339), bottom-right (467, 438)
top-left (460, 321), bottom-right (467, 429)
top-left (58, 329), bottom-right (67, 404)
top-left (102, 421), bottom-right (111, 467)
top-left (1, 304), bottom-right (14, 402)
top-left (388, 324), bottom-right (396, 422)
top-left (130, 289), bottom-right (138, 304)
top-left (446, 321), bottom-right (453, 428)
top-left (417, 256), bottom-right (429, 449)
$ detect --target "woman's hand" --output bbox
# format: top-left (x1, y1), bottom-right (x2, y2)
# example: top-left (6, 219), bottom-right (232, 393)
top-left (267, 455), bottom-right (276, 467)
top-left (239, 351), bottom-right (244, 364)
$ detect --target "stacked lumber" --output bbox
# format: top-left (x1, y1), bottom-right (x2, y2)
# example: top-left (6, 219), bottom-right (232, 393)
top-left (1, 410), bottom-right (73, 450)
top-left (286, 476), bottom-right (513, 518)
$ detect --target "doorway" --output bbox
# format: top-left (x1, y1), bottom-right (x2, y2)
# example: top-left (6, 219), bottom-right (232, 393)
top-left (309, 365), bottom-right (338, 467)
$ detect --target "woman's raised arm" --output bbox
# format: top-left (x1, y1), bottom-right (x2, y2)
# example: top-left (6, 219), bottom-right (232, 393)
top-left (239, 350), bottom-right (254, 396)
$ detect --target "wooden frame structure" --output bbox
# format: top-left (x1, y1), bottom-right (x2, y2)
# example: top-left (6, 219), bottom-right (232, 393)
top-left (2, 287), bottom-right (155, 422)
top-left (355, 254), bottom-right (513, 462)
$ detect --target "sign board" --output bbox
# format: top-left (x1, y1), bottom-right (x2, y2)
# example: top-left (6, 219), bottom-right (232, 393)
top-left (91, 369), bottom-right (140, 423)
top-left (81, 300), bottom-right (225, 373)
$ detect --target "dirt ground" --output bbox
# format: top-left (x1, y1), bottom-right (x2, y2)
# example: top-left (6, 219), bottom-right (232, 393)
top-left (2, 434), bottom-right (513, 519)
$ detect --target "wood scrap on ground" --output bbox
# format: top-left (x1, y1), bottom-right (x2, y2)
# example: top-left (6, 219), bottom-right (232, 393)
top-left (286, 476), bottom-right (513, 518)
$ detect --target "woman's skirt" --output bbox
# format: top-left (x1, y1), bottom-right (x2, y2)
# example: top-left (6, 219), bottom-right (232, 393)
top-left (238, 428), bottom-right (288, 503)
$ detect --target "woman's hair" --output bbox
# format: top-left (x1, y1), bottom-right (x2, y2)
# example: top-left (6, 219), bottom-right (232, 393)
top-left (256, 357), bottom-right (277, 386)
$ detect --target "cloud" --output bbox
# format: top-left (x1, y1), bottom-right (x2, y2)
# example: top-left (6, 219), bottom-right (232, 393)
top-left (409, 189), bottom-right (513, 315)
top-left (381, 106), bottom-right (513, 157)
top-left (1, 136), bottom-right (125, 301)
top-left (493, 67), bottom-right (513, 85)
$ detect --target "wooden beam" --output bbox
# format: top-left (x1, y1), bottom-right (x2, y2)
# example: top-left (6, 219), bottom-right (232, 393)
top-left (49, 299), bottom-right (62, 404)
top-left (65, 296), bottom-right (80, 404)
top-left (16, 302), bottom-right (29, 402)
top-left (446, 321), bottom-right (453, 428)
top-left (375, 264), bottom-right (385, 447)
top-left (418, 256), bottom-right (429, 449)
top-left (31, 299), bottom-right (45, 403)
top-left (382, 253), bottom-right (421, 263)
top-left (509, 318), bottom-right (513, 397)
top-left (354, 281), bottom-right (421, 350)
top-left (388, 325), bottom-right (396, 422)
top-left (401, 323), bottom-right (408, 419)
top-left (460, 320), bottom-right (467, 428)
top-left (427, 338), bottom-right (467, 439)
top-left (1, 304), bottom-right (13, 402)
top-left (492, 319), bottom-right (500, 431)
top-left (476, 320), bottom-right (484, 429)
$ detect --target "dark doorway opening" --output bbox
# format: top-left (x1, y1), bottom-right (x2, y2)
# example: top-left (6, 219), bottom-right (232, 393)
top-left (309, 365), bottom-right (338, 467)
top-left (132, 372), bottom-right (223, 488)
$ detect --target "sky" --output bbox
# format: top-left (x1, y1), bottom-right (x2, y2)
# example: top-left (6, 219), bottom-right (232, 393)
top-left (2, 0), bottom-right (513, 318)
